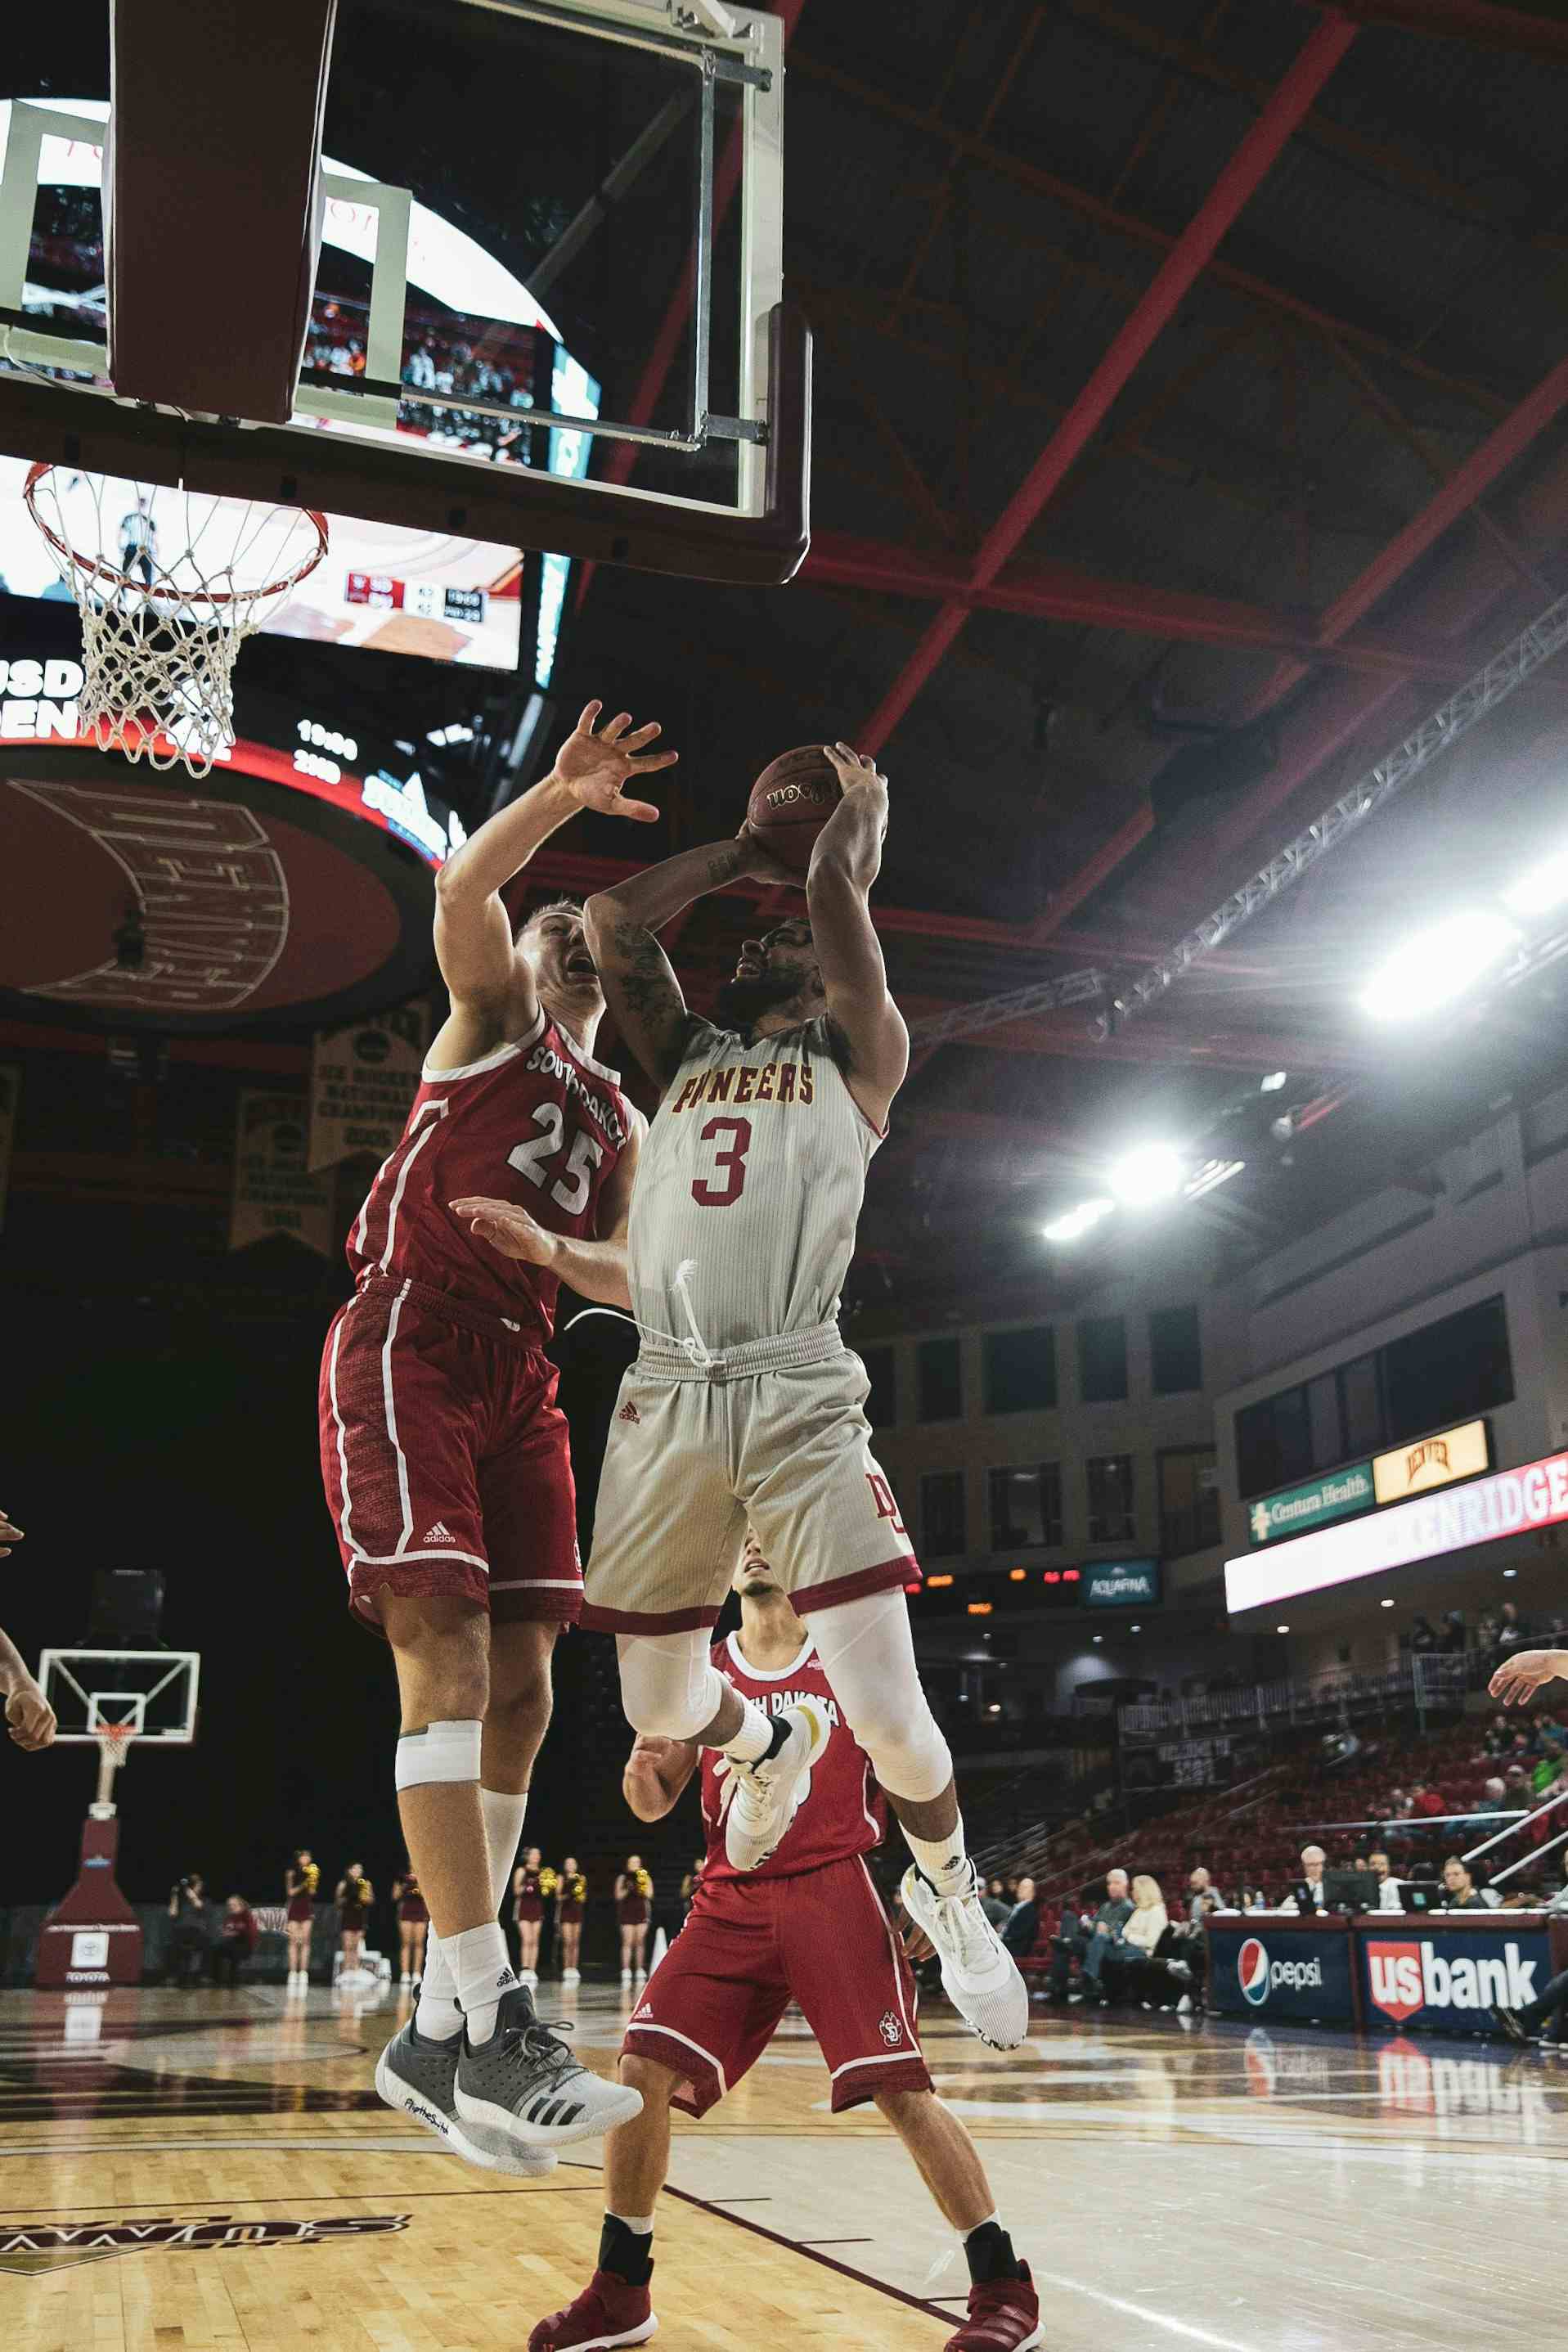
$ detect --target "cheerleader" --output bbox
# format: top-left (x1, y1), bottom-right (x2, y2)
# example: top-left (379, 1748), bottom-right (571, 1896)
top-left (284, 1849), bottom-right (319, 1989)
top-left (335, 1862), bottom-right (374, 1981)
top-left (511, 1845), bottom-right (545, 1987)
top-left (615, 1852), bottom-right (652, 1986)
top-left (555, 1855), bottom-right (586, 1985)
top-left (389, 1865), bottom-right (428, 1985)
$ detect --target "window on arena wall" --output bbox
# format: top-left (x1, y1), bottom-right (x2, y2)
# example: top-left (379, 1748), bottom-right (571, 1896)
top-left (917, 1336), bottom-right (964, 1422)
top-left (983, 1324), bottom-right (1058, 1414)
top-left (860, 1344), bottom-right (896, 1430)
top-left (1233, 1293), bottom-right (1514, 1496)
top-left (1086, 1453), bottom-right (1136, 1543)
top-left (920, 1470), bottom-right (967, 1558)
top-left (987, 1464), bottom-right (1063, 1550)
top-left (1159, 1446), bottom-right (1220, 1557)
top-left (1078, 1314), bottom-right (1129, 1403)
top-left (1149, 1303), bottom-right (1202, 1394)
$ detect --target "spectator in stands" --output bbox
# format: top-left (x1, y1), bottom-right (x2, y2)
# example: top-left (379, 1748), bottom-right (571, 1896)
top-left (1467, 1777), bottom-right (1510, 1832)
top-left (982, 1877), bottom-right (1013, 1929)
top-left (1440, 1856), bottom-right (1499, 1910)
top-left (1120, 1875), bottom-right (1175, 2006)
top-left (1187, 1866), bottom-right (1220, 1923)
top-left (1368, 1849), bottom-right (1404, 1910)
top-left (1410, 1781), bottom-right (1447, 1818)
top-left (1484, 1713), bottom-right (1516, 1758)
top-left (1280, 1845), bottom-right (1329, 1913)
top-left (167, 1873), bottom-right (211, 1987)
top-left (1002, 1878), bottom-right (1039, 1960)
top-left (1476, 1606), bottom-right (1502, 1653)
top-left (1242, 1886), bottom-right (1269, 1912)
top-left (1073, 1869), bottom-right (1135, 2003)
top-left (1496, 1601), bottom-right (1531, 1657)
top-left (210, 1894), bottom-right (259, 1987)
top-left (1531, 1740), bottom-right (1566, 1797)
top-left (1442, 1610), bottom-right (1467, 1653)
top-left (1386, 1787), bottom-right (1414, 1822)
top-left (1409, 1613), bottom-right (1439, 1654)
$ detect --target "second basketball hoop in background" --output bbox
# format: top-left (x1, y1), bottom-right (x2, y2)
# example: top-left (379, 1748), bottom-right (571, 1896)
top-left (23, 466), bottom-right (329, 779)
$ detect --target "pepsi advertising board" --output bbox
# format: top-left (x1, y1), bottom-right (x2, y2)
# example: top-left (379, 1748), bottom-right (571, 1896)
top-left (1208, 1921), bottom-right (1356, 2022)
top-left (1359, 1925), bottom-right (1552, 2033)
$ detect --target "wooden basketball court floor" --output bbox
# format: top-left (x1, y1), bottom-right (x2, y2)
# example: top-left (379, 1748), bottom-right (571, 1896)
top-left (3, 1981), bottom-right (1565, 2350)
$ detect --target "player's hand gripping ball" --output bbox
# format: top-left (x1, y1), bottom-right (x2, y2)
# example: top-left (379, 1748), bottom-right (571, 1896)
top-left (745, 744), bottom-right (844, 875)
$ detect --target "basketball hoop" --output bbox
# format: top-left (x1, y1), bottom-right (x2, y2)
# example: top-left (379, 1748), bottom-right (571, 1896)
top-left (89, 1720), bottom-right (137, 1819)
top-left (24, 465), bottom-right (329, 780)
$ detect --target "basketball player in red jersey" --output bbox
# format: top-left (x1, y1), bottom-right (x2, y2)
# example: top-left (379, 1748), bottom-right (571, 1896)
top-left (319, 699), bottom-right (676, 2170)
top-left (1, 1511), bottom-right (54, 1751)
top-left (528, 1534), bottom-right (1040, 2352)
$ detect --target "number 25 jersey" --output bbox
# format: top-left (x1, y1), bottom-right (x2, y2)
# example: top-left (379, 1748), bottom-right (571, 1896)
top-left (347, 1006), bottom-right (631, 1341)
top-left (627, 1015), bottom-right (883, 1353)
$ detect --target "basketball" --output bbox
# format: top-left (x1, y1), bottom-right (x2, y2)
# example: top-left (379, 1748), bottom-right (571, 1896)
top-left (746, 745), bottom-right (843, 874)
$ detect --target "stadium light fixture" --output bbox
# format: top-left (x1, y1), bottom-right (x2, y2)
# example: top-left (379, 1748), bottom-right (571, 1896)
top-left (1109, 1144), bottom-right (1183, 1206)
top-left (1359, 911), bottom-right (1519, 1020)
top-left (1504, 848), bottom-right (1568, 919)
top-left (1043, 1198), bottom-right (1114, 1243)
top-left (1260, 1070), bottom-right (1288, 1093)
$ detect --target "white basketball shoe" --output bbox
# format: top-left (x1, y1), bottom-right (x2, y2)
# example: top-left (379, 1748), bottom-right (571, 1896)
top-left (901, 1863), bottom-right (1029, 2050)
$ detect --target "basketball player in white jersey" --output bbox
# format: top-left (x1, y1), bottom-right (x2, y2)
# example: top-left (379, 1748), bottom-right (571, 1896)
top-left (458, 747), bottom-right (1027, 2049)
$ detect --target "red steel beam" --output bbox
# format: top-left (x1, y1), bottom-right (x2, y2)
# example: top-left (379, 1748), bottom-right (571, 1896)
top-left (1036, 361), bottom-right (1568, 939)
top-left (573, 0), bottom-right (809, 616)
top-left (856, 11), bottom-right (1359, 755)
top-left (806, 531), bottom-right (1519, 684)
top-left (1327, 0), bottom-right (1568, 60)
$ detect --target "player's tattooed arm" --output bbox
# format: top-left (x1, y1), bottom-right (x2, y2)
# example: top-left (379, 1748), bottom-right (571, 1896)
top-left (806, 744), bottom-right (910, 1131)
top-left (623, 1734), bottom-right (701, 1822)
top-left (586, 834), bottom-right (790, 1089)
top-left (451, 1109), bottom-right (644, 1308)
top-left (2, 1621), bottom-right (56, 1751)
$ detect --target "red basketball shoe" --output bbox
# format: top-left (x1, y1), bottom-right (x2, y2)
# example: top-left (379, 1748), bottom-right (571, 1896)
top-left (944, 2264), bottom-right (1042, 2350)
top-left (528, 2269), bottom-right (657, 2351)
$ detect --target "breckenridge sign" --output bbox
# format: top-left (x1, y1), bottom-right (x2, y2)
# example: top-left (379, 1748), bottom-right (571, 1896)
top-left (1228, 1442), bottom-right (1568, 1613)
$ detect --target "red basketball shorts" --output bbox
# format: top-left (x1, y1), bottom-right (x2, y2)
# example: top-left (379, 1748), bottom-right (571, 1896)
top-left (319, 1272), bottom-right (582, 1632)
top-left (621, 1855), bottom-right (930, 2116)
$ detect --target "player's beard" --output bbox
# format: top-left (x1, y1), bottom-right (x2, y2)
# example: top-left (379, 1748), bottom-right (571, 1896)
top-left (714, 967), bottom-right (804, 1029)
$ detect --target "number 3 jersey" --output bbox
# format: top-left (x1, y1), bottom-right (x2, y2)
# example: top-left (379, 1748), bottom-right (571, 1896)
top-left (346, 1005), bottom-right (631, 1342)
top-left (627, 1015), bottom-right (882, 1352)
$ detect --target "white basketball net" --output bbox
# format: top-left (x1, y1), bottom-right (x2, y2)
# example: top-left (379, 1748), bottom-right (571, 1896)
top-left (90, 1719), bottom-right (137, 1819)
top-left (25, 466), bottom-right (328, 780)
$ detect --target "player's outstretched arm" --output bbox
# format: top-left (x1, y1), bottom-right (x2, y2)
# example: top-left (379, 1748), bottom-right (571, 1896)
top-left (623, 1734), bottom-right (701, 1822)
top-left (806, 744), bottom-right (910, 1131)
top-left (434, 700), bottom-right (678, 1038)
top-left (0, 1621), bottom-right (55, 1751)
top-left (584, 832), bottom-right (790, 1091)
top-left (451, 1108), bottom-right (644, 1307)
top-left (1491, 1648), bottom-right (1568, 1704)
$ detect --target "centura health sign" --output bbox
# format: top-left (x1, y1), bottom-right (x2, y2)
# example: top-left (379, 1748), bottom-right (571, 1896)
top-left (1247, 1463), bottom-right (1373, 1548)
top-left (1226, 1445), bottom-right (1568, 1613)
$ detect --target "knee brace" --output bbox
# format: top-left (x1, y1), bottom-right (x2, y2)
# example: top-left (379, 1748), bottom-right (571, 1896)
top-left (395, 1717), bottom-right (482, 1790)
top-left (806, 1591), bottom-right (955, 1803)
top-left (617, 1630), bottom-right (728, 1743)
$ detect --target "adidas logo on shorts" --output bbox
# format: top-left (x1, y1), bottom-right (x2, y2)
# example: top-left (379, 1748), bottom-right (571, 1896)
top-left (424, 1521), bottom-right (455, 1543)
top-left (618, 1401), bottom-right (641, 1423)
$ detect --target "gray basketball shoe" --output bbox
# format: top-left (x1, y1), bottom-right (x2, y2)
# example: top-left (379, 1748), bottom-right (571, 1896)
top-left (455, 1985), bottom-right (644, 2149)
top-left (375, 2013), bottom-right (558, 2175)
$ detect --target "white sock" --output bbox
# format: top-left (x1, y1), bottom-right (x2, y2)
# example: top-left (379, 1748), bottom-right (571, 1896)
top-left (416, 1938), bottom-right (461, 2042)
top-left (721, 1697), bottom-right (776, 1764)
top-left (905, 1819), bottom-right (972, 1899)
top-left (608, 2212), bottom-right (655, 2235)
top-left (480, 1787), bottom-right (528, 1911)
top-left (449, 1921), bottom-right (514, 2044)
top-left (417, 1791), bottom-right (527, 2040)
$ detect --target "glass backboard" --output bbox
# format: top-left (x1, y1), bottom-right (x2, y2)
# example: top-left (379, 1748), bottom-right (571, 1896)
top-left (0, 0), bottom-right (806, 584)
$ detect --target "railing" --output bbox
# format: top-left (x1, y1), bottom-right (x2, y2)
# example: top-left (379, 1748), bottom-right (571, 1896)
top-left (1117, 1652), bottom-right (1472, 1737)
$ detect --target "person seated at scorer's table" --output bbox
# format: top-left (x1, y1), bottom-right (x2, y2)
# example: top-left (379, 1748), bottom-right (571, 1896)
top-left (1278, 1846), bottom-right (1328, 1913)
top-left (1074, 1869), bottom-right (1138, 2002)
top-left (1000, 1878), bottom-right (1039, 1959)
top-left (1438, 1855), bottom-right (1501, 1910)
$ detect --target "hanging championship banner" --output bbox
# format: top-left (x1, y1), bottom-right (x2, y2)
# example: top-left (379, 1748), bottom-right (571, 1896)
top-left (308, 1002), bottom-right (430, 1173)
top-left (231, 1091), bottom-right (335, 1256)
top-left (0, 1064), bottom-right (18, 1234)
